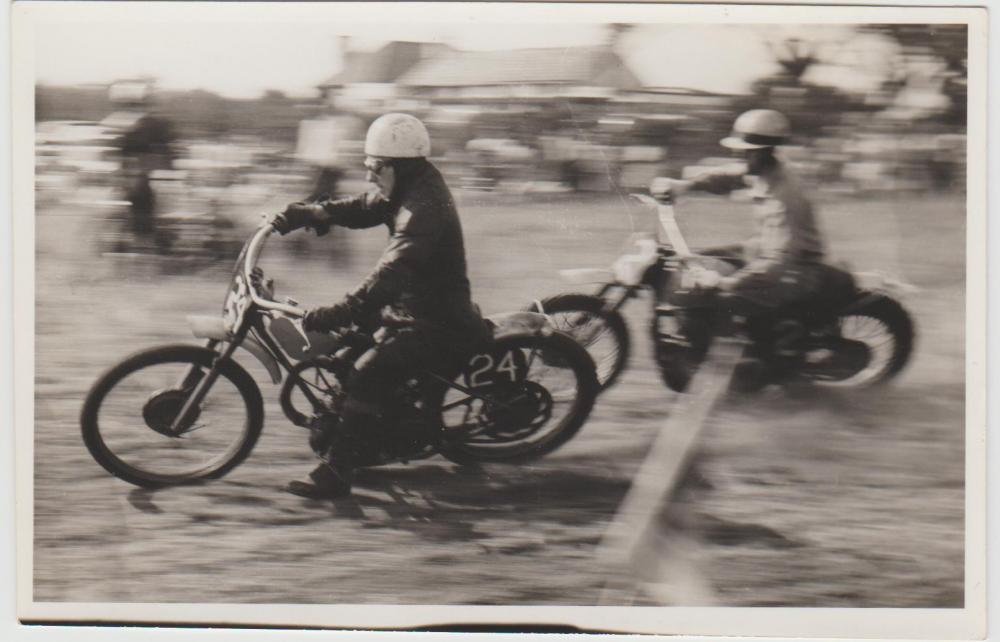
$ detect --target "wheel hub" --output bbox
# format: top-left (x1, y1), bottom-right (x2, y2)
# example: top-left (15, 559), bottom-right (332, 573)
top-left (803, 338), bottom-right (872, 381)
top-left (142, 388), bottom-right (200, 437)
top-left (478, 381), bottom-right (553, 440)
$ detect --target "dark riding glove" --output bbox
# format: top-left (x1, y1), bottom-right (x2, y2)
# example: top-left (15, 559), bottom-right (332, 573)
top-left (273, 202), bottom-right (326, 235)
top-left (302, 295), bottom-right (364, 333)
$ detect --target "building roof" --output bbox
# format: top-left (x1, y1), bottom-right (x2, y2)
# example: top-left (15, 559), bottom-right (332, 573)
top-left (319, 41), bottom-right (453, 87)
top-left (397, 46), bottom-right (643, 89)
top-left (627, 86), bottom-right (737, 97)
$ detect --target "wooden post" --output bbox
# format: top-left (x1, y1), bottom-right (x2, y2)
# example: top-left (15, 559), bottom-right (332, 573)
top-left (597, 336), bottom-right (745, 604)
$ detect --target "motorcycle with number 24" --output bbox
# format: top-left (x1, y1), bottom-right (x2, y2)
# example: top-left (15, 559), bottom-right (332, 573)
top-left (81, 214), bottom-right (599, 488)
top-left (530, 192), bottom-right (916, 394)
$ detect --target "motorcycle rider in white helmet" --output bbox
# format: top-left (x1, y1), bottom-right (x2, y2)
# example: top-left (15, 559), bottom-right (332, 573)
top-left (274, 113), bottom-right (489, 498)
top-left (651, 109), bottom-right (833, 378)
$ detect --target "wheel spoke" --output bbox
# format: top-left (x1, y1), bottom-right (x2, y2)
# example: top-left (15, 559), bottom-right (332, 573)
top-left (283, 363), bottom-right (341, 425)
top-left (819, 309), bottom-right (905, 386)
top-left (441, 395), bottom-right (475, 412)
top-left (547, 307), bottom-right (623, 388)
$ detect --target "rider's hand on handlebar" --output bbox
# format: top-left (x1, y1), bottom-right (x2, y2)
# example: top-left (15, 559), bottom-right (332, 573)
top-left (689, 266), bottom-right (739, 292)
top-left (273, 202), bottom-right (326, 236)
top-left (649, 177), bottom-right (691, 201)
top-left (302, 296), bottom-right (363, 334)
top-left (689, 266), bottom-right (723, 290)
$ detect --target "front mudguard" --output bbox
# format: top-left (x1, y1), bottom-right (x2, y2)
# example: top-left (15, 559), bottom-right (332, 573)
top-left (186, 315), bottom-right (282, 384)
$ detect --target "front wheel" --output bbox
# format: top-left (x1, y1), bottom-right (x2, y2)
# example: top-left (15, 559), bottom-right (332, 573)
top-left (435, 332), bottom-right (599, 464)
top-left (531, 293), bottom-right (630, 391)
top-left (80, 344), bottom-right (265, 487)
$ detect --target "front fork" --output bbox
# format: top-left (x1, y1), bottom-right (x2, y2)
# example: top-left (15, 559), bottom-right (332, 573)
top-left (168, 333), bottom-right (245, 435)
top-left (169, 340), bottom-right (220, 396)
top-left (594, 283), bottom-right (636, 314)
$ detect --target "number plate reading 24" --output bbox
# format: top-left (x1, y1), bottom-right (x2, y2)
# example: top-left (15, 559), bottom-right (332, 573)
top-left (463, 347), bottom-right (529, 388)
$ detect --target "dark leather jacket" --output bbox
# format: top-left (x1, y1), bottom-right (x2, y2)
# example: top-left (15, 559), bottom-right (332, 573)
top-left (318, 161), bottom-right (485, 339)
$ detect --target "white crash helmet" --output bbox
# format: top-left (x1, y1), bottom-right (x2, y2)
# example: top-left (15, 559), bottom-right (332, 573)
top-left (364, 113), bottom-right (431, 158)
top-left (720, 109), bottom-right (791, 150)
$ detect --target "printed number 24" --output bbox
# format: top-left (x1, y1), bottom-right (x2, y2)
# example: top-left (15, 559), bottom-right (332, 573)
top-left (468, 351), bottom-right (520, 388)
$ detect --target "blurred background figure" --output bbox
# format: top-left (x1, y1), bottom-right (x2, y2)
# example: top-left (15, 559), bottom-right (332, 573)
top-left (293, 109), bottom-right (365, 266)
top-left (105, 78), bottom-right (177, 253)
top-left (296, 109), bottom-right (364, 202)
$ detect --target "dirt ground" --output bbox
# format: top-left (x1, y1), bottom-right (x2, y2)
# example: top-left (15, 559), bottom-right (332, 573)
top-left (30, 188), bottom-right (966, 612)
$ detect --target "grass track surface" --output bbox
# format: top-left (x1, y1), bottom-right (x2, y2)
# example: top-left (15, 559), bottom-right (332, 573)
top-left (33, 189), bottom-right (964, 607)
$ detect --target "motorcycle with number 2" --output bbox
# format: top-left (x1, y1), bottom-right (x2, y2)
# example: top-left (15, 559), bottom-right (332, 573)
top-left (81, 215), bottom-right (599, 488)
top-left (530, 192), bottom-right (916, 394)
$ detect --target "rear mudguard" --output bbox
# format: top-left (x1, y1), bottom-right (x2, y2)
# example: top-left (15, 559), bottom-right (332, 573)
top-left (840, 291), bottom-right (904, 316)
top-left (851, 271), bottom-right (918, 298)
top-left (187, 315), bottom-right (282, 384)
top-left (486, 311), bottom-right (554, 341)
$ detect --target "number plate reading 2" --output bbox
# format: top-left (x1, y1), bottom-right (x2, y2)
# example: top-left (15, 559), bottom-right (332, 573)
top-left (463, 347), bottom-right (529, 388)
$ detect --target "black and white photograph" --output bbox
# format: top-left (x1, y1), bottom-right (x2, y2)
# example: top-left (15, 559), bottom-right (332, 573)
top-left (10, 1), bottom-right (988, 638)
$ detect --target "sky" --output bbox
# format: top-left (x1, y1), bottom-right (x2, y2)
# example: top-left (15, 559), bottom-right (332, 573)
top-left (26, 5), bottom-right (903, 99)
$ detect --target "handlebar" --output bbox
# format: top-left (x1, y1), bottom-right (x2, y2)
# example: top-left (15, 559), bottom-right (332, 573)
top-left (630, 193), bottom-right (692, 259)
top-left (243, 219), bottom-right (306, 319)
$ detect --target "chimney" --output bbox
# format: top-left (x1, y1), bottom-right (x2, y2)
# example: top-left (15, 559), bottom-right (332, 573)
top-left (605, 23), bottom-right (633, 51)
top-left (338, 36), bottom-right (351, 65)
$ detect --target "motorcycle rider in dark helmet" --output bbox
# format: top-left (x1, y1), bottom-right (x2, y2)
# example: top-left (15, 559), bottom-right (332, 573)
top-left (651, 109), bottom-right (834, 369)
top-left (273, 113), bottom-right (489, 499)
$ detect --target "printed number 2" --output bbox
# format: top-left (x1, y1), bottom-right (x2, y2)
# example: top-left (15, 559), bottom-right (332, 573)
top-left (468, 351), bottom-right (520, 388)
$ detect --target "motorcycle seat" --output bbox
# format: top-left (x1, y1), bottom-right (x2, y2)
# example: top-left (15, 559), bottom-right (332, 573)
top-left (780, 263), bottom-right (857, 323)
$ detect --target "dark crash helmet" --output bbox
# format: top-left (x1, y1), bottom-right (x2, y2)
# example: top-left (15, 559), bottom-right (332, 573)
top-left (720, 109), bottom-right (791, 150)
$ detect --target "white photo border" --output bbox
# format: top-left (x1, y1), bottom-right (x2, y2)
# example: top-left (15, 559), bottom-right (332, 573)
top-left (8, 1), bottom-right (992, 640)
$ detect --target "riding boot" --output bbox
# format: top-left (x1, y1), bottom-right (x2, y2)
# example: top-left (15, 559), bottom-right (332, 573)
top-left (285, 417), bottom-right (357, 499)
top-left (284, 457), bottom-right (354, 500)
top-left (285, 394), bottom-right (389, 499)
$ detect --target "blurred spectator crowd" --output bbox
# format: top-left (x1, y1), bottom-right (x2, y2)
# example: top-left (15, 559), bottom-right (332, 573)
top-left (35, 25), bottom-right (968, 226)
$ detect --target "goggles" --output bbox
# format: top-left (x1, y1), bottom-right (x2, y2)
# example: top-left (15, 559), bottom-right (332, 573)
top-left (363, 158), bottom-right (390, 175)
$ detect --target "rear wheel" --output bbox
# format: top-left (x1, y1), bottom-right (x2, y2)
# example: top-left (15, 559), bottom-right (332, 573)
top-left (532, 293), bottom-right (630, 391)
top-left (815, 295), bottom-right (915, 387)
top-left (435, 332), bottom-right (599, 464)
top-left (80, 344), bottom-right (264, 487)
